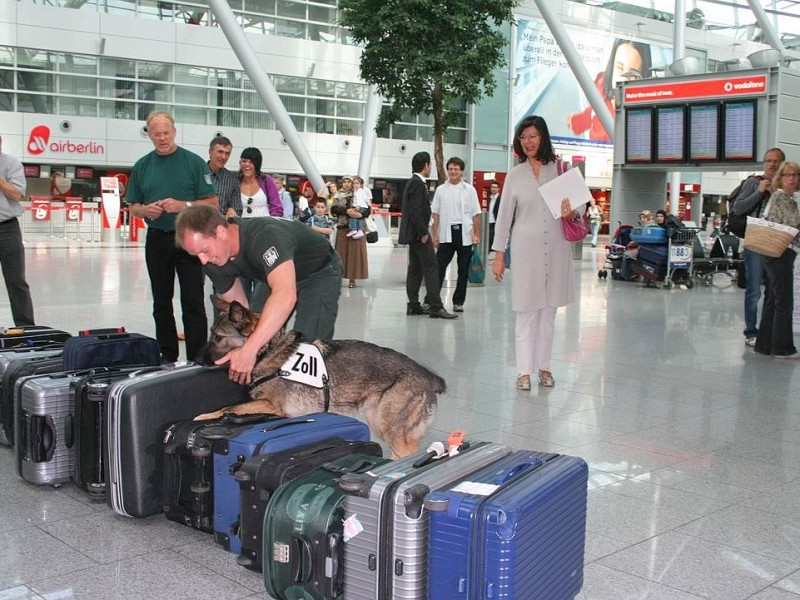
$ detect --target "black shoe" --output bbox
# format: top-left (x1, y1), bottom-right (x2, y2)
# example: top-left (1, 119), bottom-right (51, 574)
top-left (429, 306), bottom-right (458, 319)
top-left (453, 304), bottom-right (464, 312)
top-left (407, 303), bottom-right (429, 316)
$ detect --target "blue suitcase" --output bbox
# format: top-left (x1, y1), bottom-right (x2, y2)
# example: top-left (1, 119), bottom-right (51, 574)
top-left (62, 332), bottom-right (161, 371)
top-left (637, 243), bottom-right (668, 266)
top-left (630, 226), bottom-right (667, 244)
top-left (425, 450), bottom-right (588, 600)
top-left (210, 413), bottom-right (371, 553)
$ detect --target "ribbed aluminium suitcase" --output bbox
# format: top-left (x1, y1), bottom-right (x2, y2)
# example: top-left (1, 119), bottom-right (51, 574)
top-left (237, 438), bottom-right (384, 573)
top-left (211, 413), bottom-right (371, 554)
top-left (62, 332), bottom-right (161, 371)
top-left (0, 326), bottom-right (71, 349)
top-left (338, 441), bottom-right (512, 600)
top-left (162, 413), bottom-right (280, 532)
top-left (630, 226), bottom-right (667, 245)
top-left (263, 453), bottom-right (391, 600)
top-left (107, 365), bottom-right (248, 518)
top-left (71, 367), bottom-right (164, 500)
top-left (0, 354), bottom-right (65, 447)
top-left (14, 371), bottom-right (83, 486)
top-left (425, 450), bottom-right (588, 600)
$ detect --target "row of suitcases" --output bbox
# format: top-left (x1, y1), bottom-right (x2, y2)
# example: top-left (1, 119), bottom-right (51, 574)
top-left (159, 410), bottom-right (589, 600)
top-left (1, 325), bottom-right (589, 599)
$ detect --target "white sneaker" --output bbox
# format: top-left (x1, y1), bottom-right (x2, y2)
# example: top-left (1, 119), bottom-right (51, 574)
top-left (346, 230), bottom-right (356, 237)
top-left (352, 231), bottom-right (365, 239)
top-left (775, 353), bottom-right (800, 360)
top-left (745, 337), bottom-right (756, 347)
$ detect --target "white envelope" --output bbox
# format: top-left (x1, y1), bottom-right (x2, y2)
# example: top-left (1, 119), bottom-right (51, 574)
top-left (538, 167), bottom-right (593, 219)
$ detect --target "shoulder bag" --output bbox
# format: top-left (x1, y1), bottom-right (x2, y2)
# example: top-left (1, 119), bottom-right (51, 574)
top-left (555, 160), bottom-right (589, 242)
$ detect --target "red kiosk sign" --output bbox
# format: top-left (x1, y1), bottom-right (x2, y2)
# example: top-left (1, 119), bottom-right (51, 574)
top-left (625, 75), bottom-right (768, 104)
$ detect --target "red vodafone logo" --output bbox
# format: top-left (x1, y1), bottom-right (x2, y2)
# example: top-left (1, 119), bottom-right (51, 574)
top-left (26, 125), bottom-right (105, 155)
top-left (28, 125), bottom-right (50, 155)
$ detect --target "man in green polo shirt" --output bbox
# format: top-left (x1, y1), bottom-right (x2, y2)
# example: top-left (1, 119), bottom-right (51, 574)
top-left (127, 111), bottom-right (218, 362)
top-left (176, 204), bottom-right (342, 384)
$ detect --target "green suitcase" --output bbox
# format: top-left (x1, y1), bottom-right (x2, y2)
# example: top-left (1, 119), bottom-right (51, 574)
top-left (263, 453), bottom-right (390, 600)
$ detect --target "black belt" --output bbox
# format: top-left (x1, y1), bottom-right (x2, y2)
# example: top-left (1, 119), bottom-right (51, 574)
top-left (0, 217), bottom-right (18, 225)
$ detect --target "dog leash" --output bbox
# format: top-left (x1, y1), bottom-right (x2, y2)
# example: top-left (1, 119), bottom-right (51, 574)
top-left (246, 372), bottom-right (332, 412)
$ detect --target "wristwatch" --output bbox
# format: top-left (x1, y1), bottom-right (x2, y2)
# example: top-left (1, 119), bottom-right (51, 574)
top-left (186, 201), bottom-right (193, 209)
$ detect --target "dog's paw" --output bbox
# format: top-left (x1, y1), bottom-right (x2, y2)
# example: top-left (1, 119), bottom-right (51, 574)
top-left (193, 411), bottom-right (223, 421)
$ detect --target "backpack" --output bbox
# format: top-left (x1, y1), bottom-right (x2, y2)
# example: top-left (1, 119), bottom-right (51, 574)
top-left (725, 175), bottom-right (765, 238)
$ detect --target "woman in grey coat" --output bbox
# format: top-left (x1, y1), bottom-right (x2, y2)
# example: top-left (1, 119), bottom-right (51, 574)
top-left (491, 115), bottom-right (583, 390)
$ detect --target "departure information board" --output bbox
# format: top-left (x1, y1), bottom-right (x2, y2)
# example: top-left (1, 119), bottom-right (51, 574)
top-left (688, 103), bottom-right (720, 161)
top-left (655, 105), bottom-right (685, 162)
top-left (723, 100), bottom-right (757, 161)
top-left (625, 107), bottom-right (653, 163)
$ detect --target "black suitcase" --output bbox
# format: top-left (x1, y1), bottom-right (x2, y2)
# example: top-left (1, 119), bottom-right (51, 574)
top-left (71, 366), bottom-right (164, 500)
top-left (63, 332), bottom-right (161, 371)
top-left (107, 365), bottom-right (249, 518)
top-left (236, 438), bottom-right (384, 572)
top-left (0, 326), bottom-right (71, 349)
top-left (162, 413), bottom-right (279, 532)
top-left (0, 354), bottom-right (65, 447)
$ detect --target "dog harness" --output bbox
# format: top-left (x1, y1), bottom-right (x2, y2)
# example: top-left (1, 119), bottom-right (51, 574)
top-left (247, 343), bottom-right (332, 411)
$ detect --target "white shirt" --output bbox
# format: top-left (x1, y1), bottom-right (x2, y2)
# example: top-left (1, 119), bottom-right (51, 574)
top-left (431, 180), bottom-right (481, 245)
top-left (488, 193), bottom-right (499, 224)
top-left (241, 188), bottom-right (269, 218)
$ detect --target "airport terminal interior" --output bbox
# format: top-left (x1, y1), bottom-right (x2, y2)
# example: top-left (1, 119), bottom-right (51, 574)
top-left (0, 235), bottom-right (800, 600)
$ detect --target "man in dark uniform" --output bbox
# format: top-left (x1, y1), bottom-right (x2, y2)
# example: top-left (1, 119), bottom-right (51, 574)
top-left (176, 204), bottom-right (343, 384)
top-left (397, 152), bottom-right (457, 319)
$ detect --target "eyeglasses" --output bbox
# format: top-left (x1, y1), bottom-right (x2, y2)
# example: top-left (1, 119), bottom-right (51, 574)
top-left (518, 133), bottom-right (541, 142)
top-left (246, 197), bottom-right (254, 214)
top-left (782, 172), bottom-right (799, 178)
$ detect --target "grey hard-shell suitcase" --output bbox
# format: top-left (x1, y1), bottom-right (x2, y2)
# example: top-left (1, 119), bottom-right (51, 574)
top-left (338, 441), bottom-right (512, 600)
top-left (14, 371), bottom-right (82, 486)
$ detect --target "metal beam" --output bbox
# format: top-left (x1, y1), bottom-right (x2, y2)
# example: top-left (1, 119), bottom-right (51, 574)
top-left (746, 0), bottom-right (786, 52)
top-left (357, 84), bottom-right (382, 183)
top-left (207, 0), bottom-right (326, 195)
top-left (533, 0), bottom-right (614, 139)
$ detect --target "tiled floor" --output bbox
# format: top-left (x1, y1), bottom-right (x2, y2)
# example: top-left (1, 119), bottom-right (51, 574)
top-left (1, 234), bottom-right (800, 599)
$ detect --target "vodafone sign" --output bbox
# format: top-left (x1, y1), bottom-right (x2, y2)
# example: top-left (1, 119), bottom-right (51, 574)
top-left (27, 125), bottom-right (105, 156)
top-left (624, 75), bottom-right (768, 104)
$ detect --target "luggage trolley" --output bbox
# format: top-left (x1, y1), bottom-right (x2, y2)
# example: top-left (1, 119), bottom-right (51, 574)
top-left (664, 226), bottom-right (702, 289)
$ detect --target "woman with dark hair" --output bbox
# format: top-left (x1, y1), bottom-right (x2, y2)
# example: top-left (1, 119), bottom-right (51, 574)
top-left (755, 160), bottom-right (800, 359)
top-left (238, 147), bottom-right (282, 218)
top-left (491, 115), bottom-right (583, 390)
top-left (237, 147), bottom-right (282, 310)
top-left (568, 39), bottom-right (652, 141)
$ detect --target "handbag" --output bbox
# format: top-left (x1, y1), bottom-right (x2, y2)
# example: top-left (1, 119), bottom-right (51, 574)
top-left (364, 215), bottom-right (378, 244)
top-left (562, 213), bottom-right (590, 242)
top-left (743, 216), bottom-right (798, 258)
top-left (468, 245), bottom-right (485, 284)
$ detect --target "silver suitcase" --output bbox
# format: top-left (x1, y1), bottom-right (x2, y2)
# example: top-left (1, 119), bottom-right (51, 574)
top-left (339, 441), bottom-right (512, 600)
top-left (15, 371), bottom-right (79, 486)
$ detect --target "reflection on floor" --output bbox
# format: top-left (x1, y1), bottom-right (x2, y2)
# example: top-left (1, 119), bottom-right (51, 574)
top-left (1, 237), bottom-right (799, 600)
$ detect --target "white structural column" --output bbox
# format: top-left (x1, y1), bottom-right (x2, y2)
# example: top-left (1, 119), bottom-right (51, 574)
top-left (207, 0), bottom-right (326, 194)
top-left (357, 84), bottom-right (383, 183)
top-left (669, 0), bottom-right (686, 216)
top-left (745, 0), bottom-right (786, 53)
top-left (533, 0), bottom-right (614, 139)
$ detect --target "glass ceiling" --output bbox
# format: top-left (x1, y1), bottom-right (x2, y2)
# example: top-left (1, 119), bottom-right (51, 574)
top-left (572, 1), bottom-right (800, 50)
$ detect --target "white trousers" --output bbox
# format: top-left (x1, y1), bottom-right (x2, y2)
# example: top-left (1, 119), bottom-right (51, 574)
top-left (515, 306), bottom-right (557, 375)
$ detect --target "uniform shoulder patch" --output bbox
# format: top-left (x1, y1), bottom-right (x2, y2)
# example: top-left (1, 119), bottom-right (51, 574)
top-left (263, 246), bottom-right (280, 266)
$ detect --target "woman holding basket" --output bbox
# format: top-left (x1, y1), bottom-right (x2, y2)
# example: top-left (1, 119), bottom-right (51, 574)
top-left (754, 160), bottom-right (800, 359)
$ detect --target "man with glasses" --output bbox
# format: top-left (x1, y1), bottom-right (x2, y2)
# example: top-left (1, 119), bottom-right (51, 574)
top-left (732, 147), bottom-right (785, 347)
top-left (127, 111), bottom-right (218, 362)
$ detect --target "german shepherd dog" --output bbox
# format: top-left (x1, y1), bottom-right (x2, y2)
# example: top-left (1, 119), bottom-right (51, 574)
top-left (195, 298), bottom-right (444, 458)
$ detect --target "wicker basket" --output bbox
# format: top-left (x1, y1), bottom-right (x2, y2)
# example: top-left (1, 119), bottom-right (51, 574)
top-left (744, 216), bottom-right (799, 258)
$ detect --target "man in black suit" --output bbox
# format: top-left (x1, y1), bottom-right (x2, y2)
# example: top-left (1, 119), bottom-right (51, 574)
top-left (398, 152), bottom-right (457, 319)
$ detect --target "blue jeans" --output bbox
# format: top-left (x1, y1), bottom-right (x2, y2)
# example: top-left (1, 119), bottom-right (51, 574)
top-left (743, 249), bottom-right (767, 338)
top-left (590, 221), bottom-right (600, 246)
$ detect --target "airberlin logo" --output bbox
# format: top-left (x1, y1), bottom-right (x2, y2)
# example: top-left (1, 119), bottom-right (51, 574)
top-left (27, 125), bottom-right (105, 156)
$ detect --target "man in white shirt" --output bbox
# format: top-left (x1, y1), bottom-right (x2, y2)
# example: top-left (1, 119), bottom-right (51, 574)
top-left (431, 157), bottom-right (481, 313)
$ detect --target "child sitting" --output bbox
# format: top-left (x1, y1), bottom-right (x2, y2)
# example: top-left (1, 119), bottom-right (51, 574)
top-left (306, 200), bottom-right (335, 239)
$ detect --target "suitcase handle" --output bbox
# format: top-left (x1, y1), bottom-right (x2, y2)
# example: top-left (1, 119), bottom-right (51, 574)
top-left (260, 418), bottom-right (315, 433)
top-left (96, 333), bottom-right (131, 341)
top-left (79, 327), bottom-right (125, 336)
top-left (290, 535), bottom-right (313, 584)
top-left (495, 460), bottom-right (544, 486)
top-left (321, 458), bottom-right (381, 476)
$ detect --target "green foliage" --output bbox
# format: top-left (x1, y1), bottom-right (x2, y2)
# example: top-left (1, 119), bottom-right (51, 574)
top-left (340, 0), bottom-right (517, 180)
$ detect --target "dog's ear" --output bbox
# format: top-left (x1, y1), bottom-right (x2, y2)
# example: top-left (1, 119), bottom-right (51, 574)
top-left (211, 296), bottom-right (229, 313)
top-left (228, 300), bottom-right (251, 326)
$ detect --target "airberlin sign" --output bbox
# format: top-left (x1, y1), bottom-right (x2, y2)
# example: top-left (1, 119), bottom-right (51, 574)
top-left (27, 125), bottom-right (105, 156)
top-left (624, 75), bottom-right (768, 104)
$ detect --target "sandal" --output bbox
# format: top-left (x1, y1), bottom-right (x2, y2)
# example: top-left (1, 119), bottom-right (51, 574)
top-left (538, 370), bottom-right (554, 387)
top-left (516, 374), bottom-right (531, 391)
top-left (348, 281), bottom-right (357, 288)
